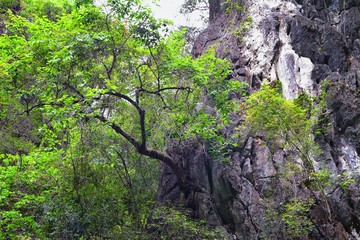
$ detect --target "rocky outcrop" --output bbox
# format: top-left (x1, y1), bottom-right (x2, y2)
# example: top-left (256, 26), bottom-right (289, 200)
top-left (159, 0), bottom-right (360, 239)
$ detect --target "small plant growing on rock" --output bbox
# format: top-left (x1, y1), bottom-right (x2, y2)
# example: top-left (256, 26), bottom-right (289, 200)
top-left (244, 83), bottom-right (338, 237)
top-left (337, 172), bottom-right (356, 191)
top-left (223, 0), bottom-right (244, 14)
top-left (245, 84), bottom-right (318, 171)
top-left (232, 16), bottom-right (253, 44)
top-left (281, 199), bottom-right (315, 238)
top-left (147, 206), bottom-right (226, 239)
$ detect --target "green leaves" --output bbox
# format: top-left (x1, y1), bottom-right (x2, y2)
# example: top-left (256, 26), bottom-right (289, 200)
top-left (245, 84), bottom-right (317, 169)
top-left (0, 0), bottom-right (19, 13)
top-left (0, 151), bottom-right (60, 239)
top-left (0, 0), bottom-right (244, 237)
top-left (246, 85), bottom-right (309, 138)
top-left (281, 199), bottom-right (314, 238)
top-left (148, 206), bottom-right (225, 239)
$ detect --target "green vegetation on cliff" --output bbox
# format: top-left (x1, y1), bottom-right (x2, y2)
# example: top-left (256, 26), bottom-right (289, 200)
top-left (0, 0), bottom-right (237, 238)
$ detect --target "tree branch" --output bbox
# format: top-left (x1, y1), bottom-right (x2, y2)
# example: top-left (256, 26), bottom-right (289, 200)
top-left (94, 115), bottom-right (181, 172)
top-left (103, 91), bottom-right (147, 147)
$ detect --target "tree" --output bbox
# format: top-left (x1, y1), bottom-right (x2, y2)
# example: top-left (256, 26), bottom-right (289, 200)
top-left (0, 0), bottom-right (20, 13)
top-left (181, 0), bottom-right (209, 13)
top-left (245, 84), bottom-right (317, 171)
top-left (1, 0), bottom-right (244, 237)
top-left (1, 0), bottom-right (238, 206)
top-left (244, 84), bottom-right (342, 237)
top-left (180, 0), bottom-right (209, 22)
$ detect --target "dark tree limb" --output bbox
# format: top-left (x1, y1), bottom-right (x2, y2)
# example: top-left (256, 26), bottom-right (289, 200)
top-left (94, 115), bottom-right (206, 194)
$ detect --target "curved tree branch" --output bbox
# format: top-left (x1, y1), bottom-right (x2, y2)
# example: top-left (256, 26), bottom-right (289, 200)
top-left (103, 91), bottom-right (147, 147)
top-left (94, 115), bottom-right (180, 172)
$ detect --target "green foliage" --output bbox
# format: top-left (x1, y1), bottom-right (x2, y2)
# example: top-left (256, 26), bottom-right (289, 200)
top-left (281, 199), bottom-right (314, 238)
top-left (0, 0), bottom-right (238, 238)
top-left (223, 0), bottom-right (244, 14)
top-left (261, 206), bottom-right (282, 239)
top-left (245, 84), bottom-right (330, 238)
top-left (269, 79), bottom-right (283, 94)
top-left (0, 152), bottom-right (59, 239)
top-left (261, 196), bottom-right (315, 239)
top-left (337, 172), bottom-right (356, 191)
top-left (163, 46), bottom-right (246, 158)
top-left (6, 0), bottom-right (74, 22)
top-left (30, 118), bottom-right (159, 238)
top-left (246, 84), bottom-right (359, 237)
top-left (222, 1), bottom-right (252, 44)
top-left (0, 0), bottom-right (19, 13)
top-left (147, 206), bottom-right (226, 239)
top-left (231, 16), bottom-right (252, 44)
top-left (313, 87), bottom-right (333, 136)
top-left (294, 92), bottom-right (314, 118)
top-left (309, 168), bottom-right (332, 191)
top-left (309, 169), bottom-right (356, 192)
top-left (245, 84), bottom-right (317, 169)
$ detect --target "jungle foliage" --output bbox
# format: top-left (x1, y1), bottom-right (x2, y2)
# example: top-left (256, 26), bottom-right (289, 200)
top-left (2, 0), bottom-right (353, 239)
top-left (0, 0), bottom-right (238, 238)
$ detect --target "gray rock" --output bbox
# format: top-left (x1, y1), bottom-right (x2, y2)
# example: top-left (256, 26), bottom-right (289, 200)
top-left (158, 0), bottom-right (360, 238)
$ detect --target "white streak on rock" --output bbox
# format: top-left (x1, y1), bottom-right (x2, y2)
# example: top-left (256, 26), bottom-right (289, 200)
top-left (242, 0), bottom-right (317, 99)
top-left (276, 15), bottom-right (316, 99)
top-left (340, 138), bottom-right (360, 174)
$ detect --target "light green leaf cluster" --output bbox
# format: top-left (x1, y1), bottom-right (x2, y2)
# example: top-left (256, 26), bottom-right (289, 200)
top-left (245, 84), bottom-right (317, 169)
top-left (281, 199), bottom-right (314, 238)
top-left (0, 151), bottom-right (60, 239)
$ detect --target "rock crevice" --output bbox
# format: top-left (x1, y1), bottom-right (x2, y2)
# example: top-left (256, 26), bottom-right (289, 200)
top-left (159, 0), bottom-right (360, 239)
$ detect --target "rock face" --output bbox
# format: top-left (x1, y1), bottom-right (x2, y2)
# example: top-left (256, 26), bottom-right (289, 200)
top-left (158, 0), bottom-right (360, 239)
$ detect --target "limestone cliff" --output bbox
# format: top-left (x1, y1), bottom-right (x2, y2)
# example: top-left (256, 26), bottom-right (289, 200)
top-left (159, 0), bottom-right (360, 239)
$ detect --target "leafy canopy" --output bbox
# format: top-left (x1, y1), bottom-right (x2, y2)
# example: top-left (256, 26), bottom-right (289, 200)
top-left (0, 0), bottom-right (238, 238)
